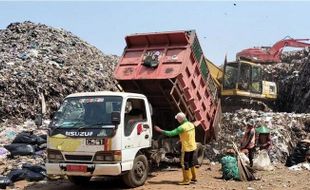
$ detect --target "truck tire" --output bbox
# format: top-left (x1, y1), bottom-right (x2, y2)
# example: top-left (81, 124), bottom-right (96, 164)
top-left (68, 176), bottom-right (91, 186)
top-left (195, 143), bottom-right (205, 167)
top-left (122, 154), bottom-right (149, 188)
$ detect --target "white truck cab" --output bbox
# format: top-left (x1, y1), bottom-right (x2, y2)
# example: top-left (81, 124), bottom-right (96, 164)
top-left (46, 91), bottom-right (153, 187)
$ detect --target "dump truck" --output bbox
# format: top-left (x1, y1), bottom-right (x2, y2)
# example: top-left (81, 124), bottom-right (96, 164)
top-left (45, 30), bottom-right (221, 188)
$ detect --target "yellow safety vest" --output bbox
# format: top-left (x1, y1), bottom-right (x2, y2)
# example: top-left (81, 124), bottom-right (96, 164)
top-left (179, 121), bottom-right (197, 152)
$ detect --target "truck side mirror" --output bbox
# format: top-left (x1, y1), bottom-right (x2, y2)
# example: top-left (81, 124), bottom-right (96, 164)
top-left (111, 111), bottom-right (121, 127)
top-left (35, 114), bottom-right (43, 127)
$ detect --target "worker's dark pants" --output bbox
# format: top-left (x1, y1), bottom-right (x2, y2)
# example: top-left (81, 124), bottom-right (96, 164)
top-left (248, 148), bottom-right (255, 167)
top-left (183, 151), bottom-right (195, 170)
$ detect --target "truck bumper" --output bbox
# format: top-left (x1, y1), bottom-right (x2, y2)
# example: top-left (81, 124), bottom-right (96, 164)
top-left (46, 163), bottom-right (122, 176)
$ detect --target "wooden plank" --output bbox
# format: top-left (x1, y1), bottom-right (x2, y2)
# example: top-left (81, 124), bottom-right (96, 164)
top-left (232, 142), bottom-right (255, 181)
top-left (237, 157), bottom-right (248, 181)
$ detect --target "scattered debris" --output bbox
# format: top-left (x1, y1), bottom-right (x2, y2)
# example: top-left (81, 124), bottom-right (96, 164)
top-left (288, 162), bottom-right (310, 171)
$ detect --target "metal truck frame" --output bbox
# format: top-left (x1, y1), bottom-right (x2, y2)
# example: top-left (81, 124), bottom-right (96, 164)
top-left (45, 30), bottom-right (221, 188)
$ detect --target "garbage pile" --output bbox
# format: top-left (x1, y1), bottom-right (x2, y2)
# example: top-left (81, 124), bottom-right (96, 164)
top-left (206, 109), bottom-right (310, 163)
top-left (4, 131), bottom-right (46, 157)
top-left (0, 164), bottom-right (46, 189)
top-left (285, 140), bottom-right (310, 167)
top-left (262, 48), bottom-right (310, 112)
top-left (0, 119), bottom-right (47, 189)
top-left (0, 21), bottom-right (119, 121)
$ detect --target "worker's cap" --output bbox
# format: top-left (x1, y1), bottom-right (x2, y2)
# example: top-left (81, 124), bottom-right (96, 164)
top-left (175, 112), bottom-right (186, 120)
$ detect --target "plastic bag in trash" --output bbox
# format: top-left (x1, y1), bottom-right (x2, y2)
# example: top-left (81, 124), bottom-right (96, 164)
top-left (286, 142), bottom-right (309, 167)
top-left (239, 152), bottom-right (250, 165)
top-left (7, 165), bottom-right (46, 182)
top-left (36, 135), bottom-right (47, 145)
top-left (12, 132), bottom-right (38, 144)
top-left (220, 155), bottom-right (240, 180)
top-left (0, 176), bottom-right (12, 189)
top-left (4, 144), bottom-right (35, 156)
top-left (0, 148), bottom-right (8, 156)
top-left (24, 170), bottom-right (45, 181)
top-left (5, 131), bottom-right (16, 140)
top-left (7, 169), bottom-right (27, 182)
top-left (22, 163), bottom-right (47, 177)
top-left (253, 150), bottom-right (274, 171)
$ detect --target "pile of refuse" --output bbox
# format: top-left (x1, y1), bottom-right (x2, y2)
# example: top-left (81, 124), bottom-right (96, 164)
top-left (0, 119), bottom-right (47, 189)
top-left (0, 21), bottom-right (121, 188)
top-left (206, 109), bottom-right (310, 163)
top-left (262, 48), bottom-right (310, 112)
top-left (0, 21), bottom-right (119, 121)
top-left (286, 140), bottom-right (310, 167)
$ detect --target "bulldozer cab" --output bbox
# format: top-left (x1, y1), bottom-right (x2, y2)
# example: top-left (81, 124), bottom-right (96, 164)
top-left (221, 60), bottom-right (277, 111)
top-left (223, 60), bottom-right (263, 94)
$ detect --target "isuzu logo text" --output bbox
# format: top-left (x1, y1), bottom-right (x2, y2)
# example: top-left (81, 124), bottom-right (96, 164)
top-left (65, 131), bottom-right (94, 137)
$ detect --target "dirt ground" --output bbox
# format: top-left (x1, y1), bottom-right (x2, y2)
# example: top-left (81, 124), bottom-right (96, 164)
top-left (10, 162), bottom-right (310, 190)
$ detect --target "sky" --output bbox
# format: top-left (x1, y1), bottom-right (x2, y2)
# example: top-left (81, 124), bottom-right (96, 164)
top-left (1, 1), bottom-right (310, 65)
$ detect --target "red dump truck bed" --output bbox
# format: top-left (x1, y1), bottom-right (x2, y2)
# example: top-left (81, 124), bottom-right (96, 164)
top-left (114, 30), bottom-right (221, 142)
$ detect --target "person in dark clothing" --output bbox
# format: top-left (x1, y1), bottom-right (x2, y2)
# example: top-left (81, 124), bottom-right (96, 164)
top-left (256, 125), bottom-right (272, 150)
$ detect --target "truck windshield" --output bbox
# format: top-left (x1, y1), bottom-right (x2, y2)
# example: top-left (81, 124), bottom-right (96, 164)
top-left (50, 96), bottom-right (122, 129)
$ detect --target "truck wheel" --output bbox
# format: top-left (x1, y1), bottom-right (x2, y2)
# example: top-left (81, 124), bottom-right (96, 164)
top-left (122, 154), bottom-right (149, 188)
top-left (68, 176), bottom-right (91, 186)
top-left (195, 143), bottom-right (205, 167)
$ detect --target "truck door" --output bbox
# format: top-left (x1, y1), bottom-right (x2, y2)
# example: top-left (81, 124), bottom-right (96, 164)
top-left (122, 98), bottom-right (152, 164)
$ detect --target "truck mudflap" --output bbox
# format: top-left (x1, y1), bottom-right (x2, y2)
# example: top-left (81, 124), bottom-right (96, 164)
top-left (46, 163), bottom-right (122, 176)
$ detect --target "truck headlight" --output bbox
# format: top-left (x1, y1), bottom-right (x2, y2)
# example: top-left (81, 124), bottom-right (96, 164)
top-left (95, 155), bottom-right (105, 161)
top-left (94, 151), bottom-right (122, 161)
top-left (104, 155), bottom-right (114, 161)
top-left (47, 149), bottom-right (64, 161)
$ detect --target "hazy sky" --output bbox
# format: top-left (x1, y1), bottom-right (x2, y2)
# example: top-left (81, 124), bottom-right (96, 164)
top-left (1, 1), bottom-right (309, 64)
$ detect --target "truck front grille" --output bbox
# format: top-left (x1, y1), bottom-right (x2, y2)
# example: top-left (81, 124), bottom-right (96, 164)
top-left (65, 155), bottom-right (93, 161)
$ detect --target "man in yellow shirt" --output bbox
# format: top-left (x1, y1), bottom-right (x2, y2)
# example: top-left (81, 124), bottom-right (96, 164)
top-left (155, 112), bottom-right (197, 185)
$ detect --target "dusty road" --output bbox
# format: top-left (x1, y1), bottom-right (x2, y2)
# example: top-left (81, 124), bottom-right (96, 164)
top-left (11, 162), bottom-right (309, 190)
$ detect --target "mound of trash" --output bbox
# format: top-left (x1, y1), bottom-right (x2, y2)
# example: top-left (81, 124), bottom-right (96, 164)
top-left (0, 21), bottom-right (119, 121)
top-left (206, 109), bottom-right (310, 163)
top-left (263, 48), bottom-right (310, 112)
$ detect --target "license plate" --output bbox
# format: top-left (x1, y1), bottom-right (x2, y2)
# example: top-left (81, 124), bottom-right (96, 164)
top-left (66, 165), bottom-right (87, 172)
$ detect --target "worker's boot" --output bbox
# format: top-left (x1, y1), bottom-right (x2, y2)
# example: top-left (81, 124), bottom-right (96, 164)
top-left (178, 170), bottom-right (191, 185)
top-left (179, 168), bottom-right (186, 183)
top-left (190, 167), bottom-right (197, 183)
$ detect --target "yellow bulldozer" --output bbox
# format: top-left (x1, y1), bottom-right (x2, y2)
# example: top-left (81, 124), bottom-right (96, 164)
top-left (206, 58), bottom-right (277, 112)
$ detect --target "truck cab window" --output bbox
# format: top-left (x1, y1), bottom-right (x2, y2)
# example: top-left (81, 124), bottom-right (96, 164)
top-left (83, 102), bottom-right (107, 125)
top-left (50, 96), bottom-right (122, 132)
top-left (124, 99), bottom-right (146, 136)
